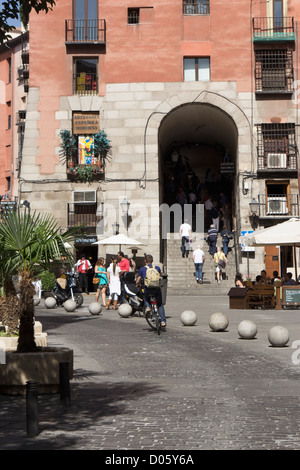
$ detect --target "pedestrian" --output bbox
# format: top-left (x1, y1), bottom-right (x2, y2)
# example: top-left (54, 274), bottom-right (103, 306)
top-left (214, 246), bottom-right (227, 284)
top-left (179, 218), bottom-right (192, 258)
top-left (235, 273), bottom-right (245, 287)
top-left (206, 224), bottom-right (218, 256)
top-left (128, 254), bottom-right (136, 273)
top-left (106, 257), bottom-right (121, 310)
top-left (282, 272), bottom-right (296, 286)
top-left (117, 251), bottom-right (130, 275)
top-left (193, 245), bottom-right (205, 284)
top-left (74, 253), bottom-right (92, 294)
top-left (220, 225), bottom-right (233, 256)
top-left (94, 257), bottom-right (108, 306)
top-left (136, 254), bottom-right (166, 327)
top-left (211, 201), bottom-right (220, 232)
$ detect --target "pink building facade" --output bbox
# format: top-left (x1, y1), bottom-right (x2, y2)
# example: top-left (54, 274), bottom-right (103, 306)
top-left (8, 0), bottom-right (300, 279)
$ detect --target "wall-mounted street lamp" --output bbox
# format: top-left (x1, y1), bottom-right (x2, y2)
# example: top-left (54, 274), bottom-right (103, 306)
top-left (120, 197), bottom-right (130, 216)
top-left (249, 198), bottom-right (259, 215)
top-left (249, 198), bottom-right (259, 229)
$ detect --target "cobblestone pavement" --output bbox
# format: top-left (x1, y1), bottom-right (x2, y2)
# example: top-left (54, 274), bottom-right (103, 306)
top-left (1, 294), bottom-right (300, 451)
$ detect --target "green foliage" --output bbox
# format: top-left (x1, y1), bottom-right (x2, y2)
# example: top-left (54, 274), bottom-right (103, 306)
top-left (0, 0), bottom-right (56, 44)
top-left (93, 130), bottom-right (111, 156)
top-left (40, 270), bottom-right (56, 290)
top-left (59, 130), bottom-right (77, 163)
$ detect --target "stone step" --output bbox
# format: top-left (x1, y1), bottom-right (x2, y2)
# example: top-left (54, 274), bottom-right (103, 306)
top-left (166, 234), bottom-right (236, 295)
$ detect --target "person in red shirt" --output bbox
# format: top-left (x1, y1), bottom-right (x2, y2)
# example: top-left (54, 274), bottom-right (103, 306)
top-left (117, 251), bottom-right (130, 275)
top-left (75, 254), bottom-right (92, 294)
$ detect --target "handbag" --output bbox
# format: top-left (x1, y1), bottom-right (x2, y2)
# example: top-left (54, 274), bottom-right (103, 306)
top-left (93, 277), bottom-right (100, 285)
top-left (218, 259), bottom-right (226, 269)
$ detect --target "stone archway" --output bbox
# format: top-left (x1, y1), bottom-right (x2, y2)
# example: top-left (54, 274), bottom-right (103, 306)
top-left (158, 102), bottom-right (239, 228)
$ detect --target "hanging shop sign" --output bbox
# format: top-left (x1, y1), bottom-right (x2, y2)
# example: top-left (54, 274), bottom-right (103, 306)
top-left (73, 112), bottom-right (100, 135)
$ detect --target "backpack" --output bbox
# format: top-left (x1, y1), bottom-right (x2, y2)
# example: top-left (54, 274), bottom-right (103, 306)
top-left (144, 265), bottom-right (161, 288)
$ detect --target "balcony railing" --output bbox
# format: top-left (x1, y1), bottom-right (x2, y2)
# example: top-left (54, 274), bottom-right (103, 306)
top-left (258, 194), bottom-right (299, 218)
top-left (257, 153), bottom-right (297, 172)
top-left (253, 17), bottom-right (295, 42)
top-left (74, 72), bottom-right (98, 95)
top-left (183, 0), bottom-right (210, 15)
top-left (65, 19), bottom-right (106, 44)
top-left (66, 149), bottom-right (105, 181)
top-left (67, 203), bottom-right (100, 228)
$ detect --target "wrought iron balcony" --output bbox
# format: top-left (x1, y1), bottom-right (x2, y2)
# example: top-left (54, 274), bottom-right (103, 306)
top-left (253, 17), bottom-right (295, 42)
top-left (66, 149), bottom-right (105, 182)
top-left (65, 19), bottom-right (106, 44)
top-left (67, 203), bottom-right (100, 228)
top-left (257, 194), bottom-right (299, 218)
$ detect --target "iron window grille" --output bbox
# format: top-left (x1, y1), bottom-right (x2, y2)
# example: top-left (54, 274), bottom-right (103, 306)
top-left (183, 0), bottom-right (210, 14)
top-left (128, 8), bottom-right (140, 24)
top-left (255, 49), bottom-right (293, 93)
top-left (256, 123), bottom-right (297, 171)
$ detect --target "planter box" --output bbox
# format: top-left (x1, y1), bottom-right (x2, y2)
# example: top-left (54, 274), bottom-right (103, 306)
top-left (0, 347), bottom-right (73, 395)
top-left (0, 322), bottom-right (47, 351)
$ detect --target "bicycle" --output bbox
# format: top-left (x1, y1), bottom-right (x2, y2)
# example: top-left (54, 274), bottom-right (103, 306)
top-left (143, 288), bottom-right (162, 335)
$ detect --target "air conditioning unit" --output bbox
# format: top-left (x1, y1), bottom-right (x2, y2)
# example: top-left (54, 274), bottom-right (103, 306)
top-left (267, 196), bottom-right (288, 214)
top-left (73, 190), bottom-right (96, 203)
top-left (267, 153), bottom-right (287, 169)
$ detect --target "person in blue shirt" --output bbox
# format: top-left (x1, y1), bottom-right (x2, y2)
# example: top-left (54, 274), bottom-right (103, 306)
top-left (136, 254), bottom-right (166, 327)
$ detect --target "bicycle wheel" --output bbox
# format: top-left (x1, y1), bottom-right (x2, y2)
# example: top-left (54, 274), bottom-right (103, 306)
top-left (155, 309), bottom-right (161, 335)
top-left (144, 305), bottom-right (157, 331)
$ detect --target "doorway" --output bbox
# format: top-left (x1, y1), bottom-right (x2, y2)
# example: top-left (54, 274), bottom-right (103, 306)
top-left (75, 243), bottom-right (98, 292)
top-left (158, 103), bottom-right (238, 234)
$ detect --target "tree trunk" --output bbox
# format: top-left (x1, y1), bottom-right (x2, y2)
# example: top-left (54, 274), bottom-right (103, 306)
top-left (17, 269), bottom-right (37, 353)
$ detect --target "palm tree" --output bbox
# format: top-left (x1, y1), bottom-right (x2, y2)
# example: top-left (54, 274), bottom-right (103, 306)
top-left (0, 207), bottom-right (78, 353)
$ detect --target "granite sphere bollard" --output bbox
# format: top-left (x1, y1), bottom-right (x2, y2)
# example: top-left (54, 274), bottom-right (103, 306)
top-left (238, 320), bottom-right (257, 339)
top-left (268, 325), bottom-right (290, 347)
top-left (89, 302), bottom-right (102, 316)
top-left (44, 296), bottom-right (57, 309)
top-left (118, 303), bottom-right (132, 317)
top-left (33, 296), bottom-right (40, 306)
top-left (180, 310), bottom-right (197, 326)
top-left (63, 299), bottom-right (77, 312)
top-left (209, 312), bottom-right (229, 332)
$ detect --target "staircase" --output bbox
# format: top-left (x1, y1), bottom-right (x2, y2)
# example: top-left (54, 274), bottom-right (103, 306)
top-left (166, 234), bottom-right (236, 295)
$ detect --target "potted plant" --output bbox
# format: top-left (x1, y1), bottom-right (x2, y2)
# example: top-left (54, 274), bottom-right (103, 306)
top-left (40, 270), bottom-right (56, 298)
top-left (0, 207), bottom-right (80, 394)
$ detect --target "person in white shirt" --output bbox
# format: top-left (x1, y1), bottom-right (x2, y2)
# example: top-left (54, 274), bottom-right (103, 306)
top-left (179, 219), bottom-right (192, 258)
top-left (74, 254), bottom-right (92, 294)
top-left (193, 245), bottom-right (205, 283)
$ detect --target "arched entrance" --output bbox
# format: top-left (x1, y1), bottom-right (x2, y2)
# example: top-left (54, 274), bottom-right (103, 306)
top-left (158, 102), bottom-right (239, 233)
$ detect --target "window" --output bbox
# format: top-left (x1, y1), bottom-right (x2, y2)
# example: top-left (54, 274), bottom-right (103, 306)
top-left (273, 0), bottom-right (283, 30)
top-left (128, 8), bottom-right (139, 24)
top-left (7, 58), bottom-right (11, 83)
top-left (257, 123), bottom-right (297, 171)
top-left (255, 50), bottom-right (293, 93)
top-left (184, 57), bottom-right (210, 81)
top-left (74, 58), bottom-right (98, 95)
top-left (183, 0), bottom-right (210, 14)
top-left (74, 0), bottom-right (98, 41)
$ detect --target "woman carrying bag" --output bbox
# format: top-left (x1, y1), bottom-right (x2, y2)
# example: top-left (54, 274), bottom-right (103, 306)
top-left (94, 257), bottom-right (108, 306)
top-left (214, 246), bottom-right (227, 284)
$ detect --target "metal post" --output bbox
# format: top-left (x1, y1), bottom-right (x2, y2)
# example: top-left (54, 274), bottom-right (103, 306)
top-left (59, 362), bottom-right (71, 406)
top-left (26, 380), bottom-right (39, 437)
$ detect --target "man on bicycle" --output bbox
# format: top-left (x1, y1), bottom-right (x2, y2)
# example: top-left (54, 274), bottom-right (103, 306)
top-left (136, 254), bottom-right (166, 327)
